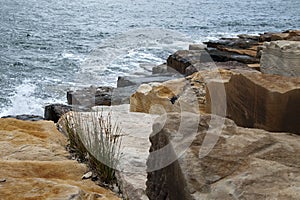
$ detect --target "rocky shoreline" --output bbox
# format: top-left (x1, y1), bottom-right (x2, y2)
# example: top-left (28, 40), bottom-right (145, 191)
top-left (1, 30), bottom-right (300, 200)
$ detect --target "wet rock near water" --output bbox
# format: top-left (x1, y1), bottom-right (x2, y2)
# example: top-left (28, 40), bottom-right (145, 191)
top-left (44, 104), bottom-right (72, 123)
top-left (259, 30), bottom-right (300, 42)
top-left (67, 86), bottom-right (113, 108)
top-left (1, 114), bottom-right (44, 121)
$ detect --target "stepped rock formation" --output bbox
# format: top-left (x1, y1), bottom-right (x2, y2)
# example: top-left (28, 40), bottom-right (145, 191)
top-left (260, 40), bottom-right (300, 77)
top-left (146, 113), bottom-right (300, 200)
top-left (0, 118), bottom-right (120, 200)
top-left (206, 72), bottom-right (300, 134)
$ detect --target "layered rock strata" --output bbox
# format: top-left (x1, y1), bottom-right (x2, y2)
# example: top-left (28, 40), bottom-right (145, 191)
top-left (0, 118), bottom-right (120, 200)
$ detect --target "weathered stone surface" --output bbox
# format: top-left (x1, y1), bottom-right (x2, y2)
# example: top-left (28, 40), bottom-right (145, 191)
top-left (259, 30), bottom-right (300, 42)
top-left (206, 72), bottom-right (300, 134)
top-left (0, 118), bottom-right (120, 200)
top-left (260, 40), bottom-right (300, 77)
top-left (67, 86), bottom-right (113, 108)
top-left (146, 113), bottom-right (300, 200)
top-left (130, 68), bottom-right (258, 114)
top-left (59, 104), bottom-right (158, 200)
top-left (44, 103), bottom-right (72, 123)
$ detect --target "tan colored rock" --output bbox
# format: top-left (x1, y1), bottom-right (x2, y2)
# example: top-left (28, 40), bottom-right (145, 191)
top-left (259, 30), bottom-right (300, 42)
top-left (146, 113), bottom-right (300, 200)
top-left (260, 40), bottom-right (300, 77)
top-left (130, 69), bottom-right (257, 114)
top-left (206, 72), bottom-right (300, 134)
top-left (0, 118), bottom-right (120, 200)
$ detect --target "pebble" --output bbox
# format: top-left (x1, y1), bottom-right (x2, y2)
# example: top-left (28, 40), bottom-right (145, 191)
top-left (81, 171), bottom-right (93, 179)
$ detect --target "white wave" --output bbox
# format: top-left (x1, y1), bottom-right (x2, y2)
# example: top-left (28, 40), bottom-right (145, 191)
top-left (74, 28), bottom-right (194, 87)
top-left (62, 52), bottom-right (86, 62)
top-left (0, 81), bottom-right (64, 117)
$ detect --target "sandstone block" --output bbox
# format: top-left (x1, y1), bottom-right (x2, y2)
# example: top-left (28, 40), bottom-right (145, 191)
top-left (146, 113), bottom-right (300, 200)
top-left (0, 118), bottom-right (120, 200)
top-left (206, 72), bottom-right (300, 134)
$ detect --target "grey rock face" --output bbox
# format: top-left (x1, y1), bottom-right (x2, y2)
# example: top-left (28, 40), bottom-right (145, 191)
top-left (260, 41), bottom-right (300, 77)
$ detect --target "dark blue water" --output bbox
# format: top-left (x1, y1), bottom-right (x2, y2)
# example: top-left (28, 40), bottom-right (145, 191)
top-left (0, 0), bottom-right (299, 116)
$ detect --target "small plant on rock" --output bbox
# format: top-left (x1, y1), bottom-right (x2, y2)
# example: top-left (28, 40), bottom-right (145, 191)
top-left (63, 110), bottom-right (122, 184)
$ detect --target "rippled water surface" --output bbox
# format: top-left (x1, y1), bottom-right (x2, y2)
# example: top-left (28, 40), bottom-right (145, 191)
top-left (0, 0), bottom-right (299, 116)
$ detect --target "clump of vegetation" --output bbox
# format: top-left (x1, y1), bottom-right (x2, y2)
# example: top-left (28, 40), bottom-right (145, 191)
top-left (63, 110), bottom-right (122, 184)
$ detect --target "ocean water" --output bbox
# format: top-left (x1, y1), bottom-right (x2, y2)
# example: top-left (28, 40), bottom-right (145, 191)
top-left (0, 0), bottom-right (299, 116)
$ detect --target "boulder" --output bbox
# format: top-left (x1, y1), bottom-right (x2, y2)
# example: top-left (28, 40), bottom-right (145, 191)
top-left (260, 40), bottom-right (300, 77)
top-left (0, 118), bottom-right (120, 200)
top-left (166, 50), bottom-right (208, 75)
top-left (44, 104), bottom-right (72, 123)
top-left (206, 72), bottom-right (300, 134)
top-left (146, 113), bottom-right (300, 200)
top-left (130, 68), bottom-right (257, 115)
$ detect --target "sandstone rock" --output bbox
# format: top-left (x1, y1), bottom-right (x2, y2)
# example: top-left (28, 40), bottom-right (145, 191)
top-left (166, 50), bottom-right (209, 74)
top-left (259, 30), bottom-right (300, 42)
top-left (205, 37), bottom-right (259, 49)
top-left (130, 78), bottom-right (200, 115)
top-left (260, 40), bottom-right (300, 77)
top-left (146, 113), bottom-right (300, 200)
top-left (130, 68), bottom-right (257, 115)
top-left (44, 103), bottom-right (72, 123)
top-left (205, 47), bottom-right (259, 64)
top-left (206, 72), bottom-right (300, 134)
top-left (59, 104), bottom-right (158, 200)
top-left (166, 49), bottom-right (257, 75)
top-left (0, 118), bottom-right (120, 200)
top-left (204, 37), bottom-right (261, 63)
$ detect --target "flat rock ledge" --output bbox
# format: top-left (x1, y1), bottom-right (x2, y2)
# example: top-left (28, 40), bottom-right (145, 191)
top-left (0, 118), bottom-right (120, 200)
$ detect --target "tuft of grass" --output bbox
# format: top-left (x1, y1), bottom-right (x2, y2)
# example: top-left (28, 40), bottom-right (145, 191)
top-left (63, 110), bottom-right (122, 184)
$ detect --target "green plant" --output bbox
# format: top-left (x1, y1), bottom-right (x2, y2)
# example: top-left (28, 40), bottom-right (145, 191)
top-left (63, 110), bottom-right (122, 184)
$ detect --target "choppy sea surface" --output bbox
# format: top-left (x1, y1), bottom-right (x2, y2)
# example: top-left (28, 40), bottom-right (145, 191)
top-left (0, 0), bottom-right (299, 116)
